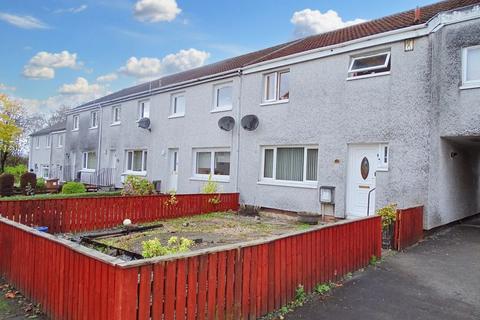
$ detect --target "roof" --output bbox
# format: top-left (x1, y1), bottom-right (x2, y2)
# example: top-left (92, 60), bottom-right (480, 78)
top-left (75, 0), bottom-right (480, 110)
top-left (30, 121), bottom-right (66, 137)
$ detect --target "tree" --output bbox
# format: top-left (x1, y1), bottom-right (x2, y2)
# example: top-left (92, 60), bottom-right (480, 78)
top-left (0, 94), bottom-right (23, 173)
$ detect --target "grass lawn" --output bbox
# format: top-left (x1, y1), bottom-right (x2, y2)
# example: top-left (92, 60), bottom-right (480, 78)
top-left (0, 191), bottom-right (121, 201)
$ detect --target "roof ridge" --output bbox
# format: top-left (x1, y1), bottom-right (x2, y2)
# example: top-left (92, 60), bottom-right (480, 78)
top-left (243, 39), bottom-right (305, 67)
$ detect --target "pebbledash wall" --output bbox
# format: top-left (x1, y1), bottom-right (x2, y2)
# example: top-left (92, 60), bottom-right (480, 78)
top-left (56, 5), bottom-right (480, 230)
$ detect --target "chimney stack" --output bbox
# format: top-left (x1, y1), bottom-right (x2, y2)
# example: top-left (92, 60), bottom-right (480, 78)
top-left (414, 6), bottom-right (421, 23)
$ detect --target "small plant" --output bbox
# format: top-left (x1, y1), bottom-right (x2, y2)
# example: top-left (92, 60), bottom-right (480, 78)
top-left (0, 173), bottom-right (15, 197)
top-left (122, 175), bottom-right (154, 196)
top-left (20, 172), bottom-right (37, 193)
top-left (315, 283), bottom-right (332, 295)
top-left (202, 175), bottom-right (222, 205)
top-left (292, 285), bottom-right (307, 307)
top-left (377, 203), bottom-right (397, 229)
top-left (164, 191), bottom-right (179, 207)
top-left (141, 236), bottom-right (194, 258)
top-left (370, 255), bottom-right (378, 266)
top-left (36, 177), bottom-right (46, 190)
top-left (61, 181), bottom-right (86, 194)
top-left (208, 194), bottom-right (221, 205)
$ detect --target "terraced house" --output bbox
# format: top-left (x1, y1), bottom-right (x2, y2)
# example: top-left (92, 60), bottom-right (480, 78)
top-left (30, 0), bottom-right (480, 230)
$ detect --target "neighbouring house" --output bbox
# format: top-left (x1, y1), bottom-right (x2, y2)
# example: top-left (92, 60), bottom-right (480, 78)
top-left (29, 0), bottom-right (480, 230)
top-left (29, 121), bottom-right (66, 180)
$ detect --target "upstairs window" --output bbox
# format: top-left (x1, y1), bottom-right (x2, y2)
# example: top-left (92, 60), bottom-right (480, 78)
top-left (462, 46), bottom-right (480, 87)
top-left (112, 106), bottom-right (121, 124)
top-left (46, 135), bottom-right (51, 148)
top-left (57, 134), bottom-right (63, 148)
top-left (213, 83), bottom-right (233, 110)
top-left (348, 51), bottom-right (391, 78)
top-left (72, 115), bottom-right (79, 131)
top-left (126, 150), bottom-right (147, 173)
top-left (138, 100), bottom-right (150, 119)
top-left (170, 93), bottom-right (185, 117)
top-left (90, 111), bottom-right (98, 128)
top-left (263, 70), bottom-right (290, 103)
top-left (35, 137), bottom-right (40, 149)
top-left (82, 152), bottom-right (97, 170)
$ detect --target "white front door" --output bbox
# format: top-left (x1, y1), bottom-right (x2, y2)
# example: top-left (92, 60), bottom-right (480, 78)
top-left (168, 149), bottom-right (179, 192)
top-left (346, 144), bottom-right (380, 217)
top-left (109, 150), bottom-right (118, 185)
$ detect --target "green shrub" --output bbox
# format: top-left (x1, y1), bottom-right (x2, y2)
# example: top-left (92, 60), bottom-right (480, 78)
top-left (20, 172), bottom-right (37, 191)
top-left (201, 175), bottom-right (218, 194)
top-left (4, 165), bottom-right (27, 185)
top-left (61, 181), bottom-right (86, 194)
top-left (36, 177), bottom-right (46, 190)
top-left (121, 176), bottom-right (154, 196)
top-left (142, 236), bottom-right (194, 258)
top-left (377, 203), bottom-right (397, 229)
top-left (0, 173), bottom-right (15, 196)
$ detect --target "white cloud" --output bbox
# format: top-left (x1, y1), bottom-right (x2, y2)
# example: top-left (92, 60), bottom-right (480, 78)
top-left (53, 5), bottom-right (88, 14)
top-left (291, 9), bottom-right (366, 38)
top-left (23, 50), bottom-right (79, 80)
top-left (133, 0), bottom-right (181, 23)
top-left (119, 48), bottom-right (210, 81)
top-left (58, 77), bottom-right (104, 95)
top-left (96, 73), bottom-right (118, 83)
top-left (0, 83), bottom-right (16, 92)
top-left (0, 12), bottom-right (49, 29)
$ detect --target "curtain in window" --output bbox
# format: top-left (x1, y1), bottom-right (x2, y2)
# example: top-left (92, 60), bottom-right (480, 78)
top-left (87, 152), bottom-right (97, 170)
top-left (133, 151), bottom-right (143, 171)
top-left (143, 151), bottom-right (147, 171)
top-left (467, 48), bottom-right (480, 81)
top-left (196, 152), bottom-right (211, 174)
top-left (263, 149), bottom-right (274, 178)
top-left (276, 148), bottom-right (304, 181)
top-left (279, 72), bottom-right (289, 100)
top-left (306, 149), bottom-right (318, 181)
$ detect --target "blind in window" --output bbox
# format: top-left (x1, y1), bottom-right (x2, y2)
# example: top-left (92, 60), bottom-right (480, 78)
top-left (276, 148), bottom-right (304, 181)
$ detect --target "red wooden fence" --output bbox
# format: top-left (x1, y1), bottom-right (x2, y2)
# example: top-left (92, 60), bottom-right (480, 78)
top-left (394, 206), bottom-right (424, 250)
top-left (0, 215), bottom-right (382, 320)
top-left (0, 193), bottom-right (239, 234)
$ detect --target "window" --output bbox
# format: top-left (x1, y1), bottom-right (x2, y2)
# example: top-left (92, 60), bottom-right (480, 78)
top-left (261, 146), bottom-right (318, 185)
top-left (72, 115), bottom-right (79, 131)
top-left (348, 51), bottom-right (391, 78)
top-left (462, 46), bottom-right (480, 87)
top-left (138, 100), bottom-right (150, 119)
top-left (57, 134), bottom-right (63, 148)
top-left (112, 106), bottom-right (121, 124)
top-left (46, 135), bottom-right (51, 148)
top-left (263, 70), bottom-right (290, 103)
top-left (125, 150), bottom-right (148, 173)
top-left (213, 83), bottom-right (233, 110)
top-left (194, 149), bottom-right (230, 179)
top-left (377, 144), bottom-right (389, 171)
top-left (90, 111), bottom-right (98, 128)
top-left (170, 93), bottom-right (185, 117)
top-left (35, 137), bottom-right (40, 149)
top-left (42, 165), bottom-right (49, 179)
top-left (82, 152), bottom-right (97, 170)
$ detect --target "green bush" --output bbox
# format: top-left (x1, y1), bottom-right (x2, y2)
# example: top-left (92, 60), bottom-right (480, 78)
top-left (121, 176), bottom-right (154, 196)
top-left (20, 172), bottom-right (37, 191)
top-left (377, 203), bottom-right (397, 229)
top-left (142, 236), bottom-right (194, 258)
top-left (4, 165), bottom-right (27, 185)
top-left (0, 173), bottom-right (15, 197)
top-left (61, 181), bottom-right (86, 194)
top-left (36, 177), bottom-right (46, 190)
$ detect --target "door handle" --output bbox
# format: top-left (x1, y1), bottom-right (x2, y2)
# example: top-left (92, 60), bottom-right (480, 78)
top-left (359, 185), bottom-right (370, 189)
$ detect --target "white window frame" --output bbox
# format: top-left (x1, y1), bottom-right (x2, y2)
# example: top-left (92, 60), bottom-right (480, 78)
top-left (112, 106), bottom-right (121, 125)
top-left (262, 70), bottom-right (290, 104)
top-left (82, 151), bottom-right (96, 172)
top-left (138, 100), bottom-right (150, 119)
top-left (347, 51), bottom-right (391, 79)
top-left (124, 150), bottom-right (148, 175)
top-left (72, 115), bottom-right (79, 131)
top-left (192, 149), bottom-right (231, 182)
top-left (259, 145), bottom-right (318, 188)
top-left (212, 82), bottom-right (233, 112)
top-left (57, 134), bottom-right (63, 148)
top-left (35, 137), bottom-right (40, 149)
top-left (170, 93), bottom-right (185, 118)
top-left (90, 111), bottom-right (98, 129)
top-left (377, 144), bottom-right (389, 171)
top-left (462, 45), bottom-right (480, 89)
top-left (42, 165), bottom-right (49, 179)
top-left (46, 135), bottom-right (51, 148)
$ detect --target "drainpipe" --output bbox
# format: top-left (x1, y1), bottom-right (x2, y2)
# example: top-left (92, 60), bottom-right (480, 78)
top-left (49, 133), bottom-right (53, 178)
top-left (97, 105), bottom-right (103, 179)
top-left (235, 70), bottom-right (243, 193)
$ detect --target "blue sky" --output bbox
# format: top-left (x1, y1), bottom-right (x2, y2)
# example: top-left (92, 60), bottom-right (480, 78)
top-left (0, 0), bottom-right (435, 114)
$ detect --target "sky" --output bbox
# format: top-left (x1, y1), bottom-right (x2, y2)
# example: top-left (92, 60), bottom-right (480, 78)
top-left (0, 0), bottom-right (436, 115)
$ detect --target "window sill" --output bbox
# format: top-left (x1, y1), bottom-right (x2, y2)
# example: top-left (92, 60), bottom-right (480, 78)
top-left (71, 129), bottom-right (79, 132)
top-left (346, 71), bottom-right (390, 81)
top-left (211, 107), bottom-right (233, 113)
top-left (122, 171), bottom-right (147, 177)
top-left (110, 122), bottom-right (121, 127)
top-left (56, 146), bottom-right (63, 149)
top-left (190, 176), bottom-right (230, 183)
top-left (168, 114), bottom-right (185, 119)
top-left (459, 83), bottom-right (480, 90)
top-left (257, 180), bottom-right (318, 189)
top-left (89, 127), bottom-right (99, 130)
top-left (260, 99), bottom-right (289, 107)
top-left (80, 169), bottom-right (96, 173)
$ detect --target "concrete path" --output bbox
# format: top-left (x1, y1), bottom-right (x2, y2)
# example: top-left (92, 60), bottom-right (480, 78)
top-left (285, 216), bottom-right (480, 320)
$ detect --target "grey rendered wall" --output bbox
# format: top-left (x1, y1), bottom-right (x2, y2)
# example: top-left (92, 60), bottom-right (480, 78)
top-left (99, 77), bottom-right (240, 193)
top-left (50, 131), bottom-right (65, 179)
top-left (426, 19), bottom-right (480, 229)
top-left (29, 134), bottom-right (51, 175)
top-left (238, 39), bottom-right (432, 218)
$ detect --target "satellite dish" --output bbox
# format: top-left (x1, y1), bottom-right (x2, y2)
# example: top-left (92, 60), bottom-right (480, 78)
top-left (241, 115), bottom-right (259, 131)
top-left (138, 117), bottom-right (151, 130)
top-left (218, 116), bottom-right (235, 131)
